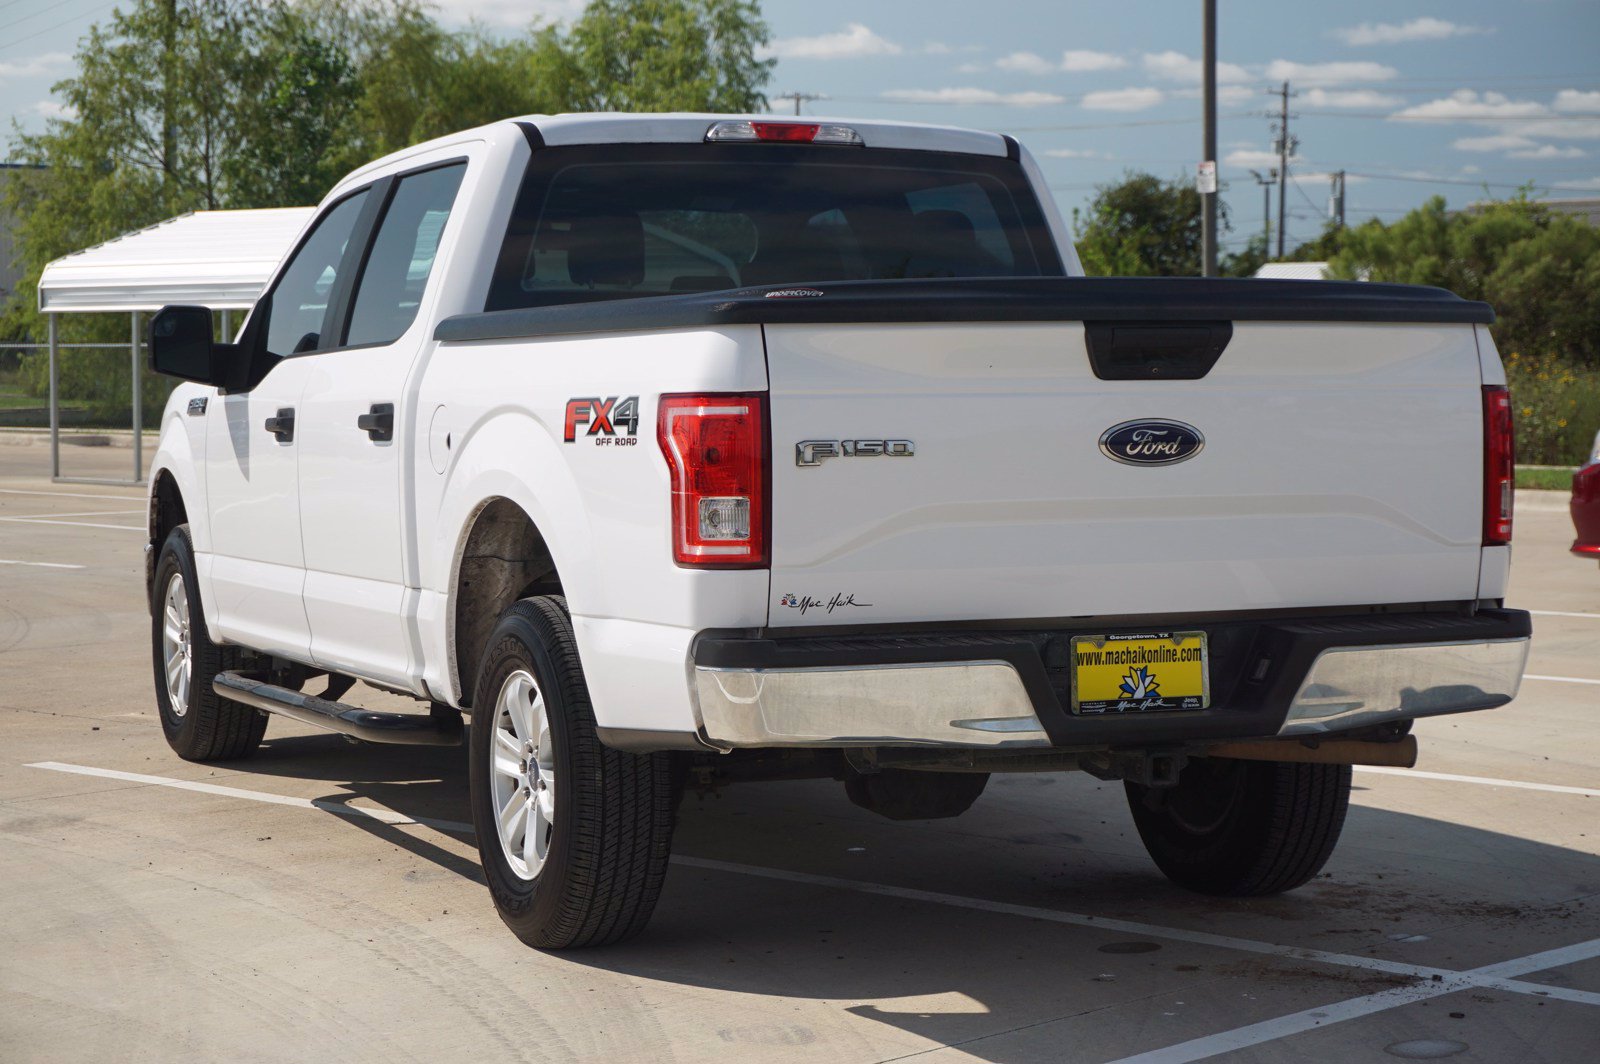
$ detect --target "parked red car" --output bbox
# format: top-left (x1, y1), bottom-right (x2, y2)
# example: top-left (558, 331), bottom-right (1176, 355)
top-left (1574, 432), bottom-right (1600, 563)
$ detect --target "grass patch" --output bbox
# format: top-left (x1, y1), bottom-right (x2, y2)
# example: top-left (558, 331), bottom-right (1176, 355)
top-left (1517, 466), bottom-right (1578, 491)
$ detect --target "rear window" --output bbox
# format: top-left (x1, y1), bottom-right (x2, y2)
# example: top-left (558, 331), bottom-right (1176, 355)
top-left (486, 144), bottom-right (1065, 311)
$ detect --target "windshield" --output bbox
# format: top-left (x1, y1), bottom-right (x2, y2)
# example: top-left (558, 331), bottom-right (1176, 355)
top-left (486, 144), bottom-right (1065, 311)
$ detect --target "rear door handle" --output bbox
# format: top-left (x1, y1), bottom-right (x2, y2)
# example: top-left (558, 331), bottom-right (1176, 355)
top-left (264, 408), bottom-right (295, 442)
top-left (357, 402), bottom-right (394, 442)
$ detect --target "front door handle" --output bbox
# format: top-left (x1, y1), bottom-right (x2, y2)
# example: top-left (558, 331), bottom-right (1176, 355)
top-left (264, 408), bottom-right (295, 442)
top-left (357, 402), bottom-right (394, 442)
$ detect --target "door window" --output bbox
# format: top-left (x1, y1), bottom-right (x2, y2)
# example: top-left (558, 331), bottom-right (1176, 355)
top-left (262, 190), bottom-right (370, 359)
top-left (345, 164), bottom-right (467, 348)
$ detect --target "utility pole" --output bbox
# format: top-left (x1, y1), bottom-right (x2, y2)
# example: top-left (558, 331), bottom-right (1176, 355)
top-left (1249, 169), bottom-right (1276, 257)
top-left (773, 92), bottom-right (826, 116)
top-left (1270, 81), bottom-right (1297, 259)
top-left (1200, 0), bottom-right (1218, 277)
top-left (1330, 170), bottom-right (1346, 231)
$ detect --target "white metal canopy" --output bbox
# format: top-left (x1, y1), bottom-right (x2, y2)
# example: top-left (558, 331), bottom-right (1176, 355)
top-left (37, 207), bottom-right (314, 313)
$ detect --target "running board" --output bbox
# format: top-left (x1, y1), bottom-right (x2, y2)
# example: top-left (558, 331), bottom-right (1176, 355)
top-left (214, 671), bottom-right (463, 746)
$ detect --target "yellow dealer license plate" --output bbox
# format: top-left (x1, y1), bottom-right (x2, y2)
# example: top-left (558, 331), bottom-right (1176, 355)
top-left (1070, 632), bottom-right (1209, 714)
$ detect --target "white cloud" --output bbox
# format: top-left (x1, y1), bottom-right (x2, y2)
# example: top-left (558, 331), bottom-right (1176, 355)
top-left (1044, 148), bottom-right (1109, 159)
top-left (1081, 87), bottom-right (1165, 112)
top-left (1460, 165), bottom-right (1481, 175)
top-left (0, 52), bottom-right (71, 82)
top-left (1508, 144), bottom-right (1586, 159)
top-left (1225, 148), bottom-right (1292, 170)
top-left (956, 62), bottom-right (985, 74)
top-left (1173, 85), bottom-right (1258, 105)
top-left (1562, 177), bottom-right (1600, 190)
top-left (32, 100), bottom-right (73, 120)
top-left (1143, 50), bottom-right (1249, 84)
top-left (996, 51), bottom-right (1056, 75)
top-left (766, 23), bottom-right (901, 61)
top-left (1061, 50), bottom-right (1127, 72)
top-left (1264, 59), bottom-right (1398, 86)
top-left (923, 42), bottom-right (953, 56)
top-left (883, 87), bottom-right (1064, 107)
top-left (432, 0), bottom-right (583, 28)
top-left (1453, 133), bottom-right (1537, 152)
top-left (1554, 89), bottom-right (1600, 113)
top-left (1393, 90), bottom-right (1548, 121)
top-left (1331, 18), bottom-right (1491, 46)
top-left (1303, 88), bottom-right (1403, 108)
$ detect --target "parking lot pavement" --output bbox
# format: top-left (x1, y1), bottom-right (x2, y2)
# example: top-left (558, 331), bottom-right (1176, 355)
top-left (1, 443), bottom-right (1596, 1064)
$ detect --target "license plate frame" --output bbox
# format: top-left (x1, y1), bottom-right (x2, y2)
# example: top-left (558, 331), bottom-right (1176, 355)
top-left (1070, 631), bottom-right (1210, 715)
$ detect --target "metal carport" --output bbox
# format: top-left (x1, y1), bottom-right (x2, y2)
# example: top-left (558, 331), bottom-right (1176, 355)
top-left (36, 207), bottom-right (314, 484)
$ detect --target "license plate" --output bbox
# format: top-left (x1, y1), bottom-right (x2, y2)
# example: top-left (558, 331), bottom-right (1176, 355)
top-left (1070, 632), bottom-right (1209, 714)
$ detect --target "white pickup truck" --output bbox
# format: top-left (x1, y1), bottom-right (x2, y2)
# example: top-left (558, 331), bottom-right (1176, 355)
top-left (145, 113), bottom-right (1531, 949)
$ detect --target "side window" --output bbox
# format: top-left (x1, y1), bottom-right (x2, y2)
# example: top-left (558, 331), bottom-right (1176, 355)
top-left (344, 163), bottom-right (466, 348)
top-left (263, 190), bottom-right (369, 360)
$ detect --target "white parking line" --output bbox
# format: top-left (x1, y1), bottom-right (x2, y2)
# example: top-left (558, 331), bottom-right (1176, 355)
top-left (1355, 766), bottom-right (1600, 798)
top-left (1525, 673), bottom-right (1600, 686)
top-left (1529, 610), bottom-right (1600, 620)
top-left (1107, 937), bottom-right (1600, 1064)
top-left (24, 762), bottom-right (474, 834)
top-left (0, 488), bottom-right (145, 501)
top-left (26, 759), bottom-right (1600, 1042)
top-left (0, 517), bottom-right (144, 531)
top-left (0, 559), bottom-right (86, 570)
top-left (0, 510), bottom-right (145, 519)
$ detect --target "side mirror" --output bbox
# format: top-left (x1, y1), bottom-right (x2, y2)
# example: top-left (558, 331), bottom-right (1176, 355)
top-left (149, 305), bottom-right (232, 386)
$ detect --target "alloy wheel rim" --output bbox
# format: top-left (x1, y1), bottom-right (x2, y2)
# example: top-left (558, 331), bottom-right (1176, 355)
top-left (490, 669), bottom-right (555, 881)
top-left (161, 571), bottom-right (193, 715)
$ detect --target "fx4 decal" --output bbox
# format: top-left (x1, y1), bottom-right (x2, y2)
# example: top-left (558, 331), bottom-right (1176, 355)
top-left (564, 396), bottom-right (640, 443)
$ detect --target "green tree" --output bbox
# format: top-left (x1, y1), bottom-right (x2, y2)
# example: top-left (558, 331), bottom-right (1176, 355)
top-left (1073, 172), bottom-right (1227, 276)
top-left (561, 0), bottom-right (773, 112)
top-left (1328, 195), bottom-right (1600, 365)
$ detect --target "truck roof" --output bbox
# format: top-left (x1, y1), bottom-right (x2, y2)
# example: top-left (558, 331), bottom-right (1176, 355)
top-left (338, 112), bottom-right (1012, 187)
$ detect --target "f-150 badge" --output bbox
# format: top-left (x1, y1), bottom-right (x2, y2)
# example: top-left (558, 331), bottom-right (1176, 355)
top-left (565, 396), bottom-right (640, 442)
top-left (1098, 420), bottom-right (1204, 466)
top-left (795, 439), bottom-right (914, 467)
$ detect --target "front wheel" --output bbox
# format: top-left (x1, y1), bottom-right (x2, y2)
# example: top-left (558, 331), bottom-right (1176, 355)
top-left (1125, 757), bottom-right (1351, 896)
top-left (468, 596), bottom-right (676, 949)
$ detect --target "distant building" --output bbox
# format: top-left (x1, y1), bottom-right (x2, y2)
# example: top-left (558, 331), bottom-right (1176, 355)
top-left (1254, 262), bottom-right (1331, 280)
top-left (1542, 198), bottom-right (1600, 227)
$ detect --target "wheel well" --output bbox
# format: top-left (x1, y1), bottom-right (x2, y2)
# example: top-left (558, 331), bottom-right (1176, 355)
top-left (148, 470), bottom-right (188, 607)
top-left (454, 498), bottom-right (562, 707)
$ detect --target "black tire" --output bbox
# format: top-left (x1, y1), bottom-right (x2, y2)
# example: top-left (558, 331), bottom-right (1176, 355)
top-left (151, 525), bottom-right (267, 761)
top-left (1125, 757), bottom-right (1351, 896)
top-left (468, 596), bottom-right (676, 949)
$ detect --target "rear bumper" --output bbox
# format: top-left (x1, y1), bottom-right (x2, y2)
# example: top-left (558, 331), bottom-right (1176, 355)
top-left (691, 609), bottom-right (1531, 750)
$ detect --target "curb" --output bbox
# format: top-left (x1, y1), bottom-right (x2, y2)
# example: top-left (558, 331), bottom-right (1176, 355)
top-left (0, 428), bottom-right (159, 450)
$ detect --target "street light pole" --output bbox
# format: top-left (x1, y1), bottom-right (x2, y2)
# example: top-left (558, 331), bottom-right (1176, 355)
top-left (1200, 0), bottom-right (1218, 277)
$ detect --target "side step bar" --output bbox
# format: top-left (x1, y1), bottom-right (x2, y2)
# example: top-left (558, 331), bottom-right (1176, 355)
top-left (214, 671), bottom-right (463, 747)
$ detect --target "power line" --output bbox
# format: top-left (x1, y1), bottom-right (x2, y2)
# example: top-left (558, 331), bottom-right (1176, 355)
top-left (772, 92), bottom-right (827, 117)
top-left (1270, 81), bottom-right (1298, 258)
top-left (0, 0), bottom-right (116, 58)
top-left (1344, 170), bottom-right (1600, 195)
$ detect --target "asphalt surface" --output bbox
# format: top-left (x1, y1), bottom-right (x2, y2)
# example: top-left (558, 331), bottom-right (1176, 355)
top-left (1, 439), bottom-right (1596, 1064)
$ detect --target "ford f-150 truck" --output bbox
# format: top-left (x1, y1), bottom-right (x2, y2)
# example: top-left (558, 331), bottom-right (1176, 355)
top-left (145, 113), bottom-right (1532, 949)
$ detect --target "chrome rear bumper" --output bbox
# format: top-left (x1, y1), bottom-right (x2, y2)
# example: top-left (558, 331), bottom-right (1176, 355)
top-left (691, 611), bottom-right (1532, 751)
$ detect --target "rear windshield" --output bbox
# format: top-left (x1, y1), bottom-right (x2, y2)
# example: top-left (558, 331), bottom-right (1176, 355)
top-left (486, 143), bottom-right (1065, 311)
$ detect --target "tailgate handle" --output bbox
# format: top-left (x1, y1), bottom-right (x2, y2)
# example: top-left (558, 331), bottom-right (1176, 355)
top-left (1084, 321), bottom-right (1232, 380)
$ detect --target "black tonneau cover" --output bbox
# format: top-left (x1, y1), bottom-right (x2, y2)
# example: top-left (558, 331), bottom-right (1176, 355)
top-left (435, 277), bottom-right (1493, 344)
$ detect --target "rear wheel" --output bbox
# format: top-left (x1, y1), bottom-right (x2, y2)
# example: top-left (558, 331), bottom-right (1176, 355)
top-left (1125, 756), bottom-right (1350, 896)
top-left (469, 596), bottom-right (676, 949)
top-left (151, 525), bottom-right (267, 761)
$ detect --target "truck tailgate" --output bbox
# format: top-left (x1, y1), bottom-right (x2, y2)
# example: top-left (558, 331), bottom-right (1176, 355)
top-left (764, 319), bottom-right (1485, 627)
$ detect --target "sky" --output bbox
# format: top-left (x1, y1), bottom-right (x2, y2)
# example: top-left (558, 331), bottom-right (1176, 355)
top-left (1, 0), bottom-right (1598, 255)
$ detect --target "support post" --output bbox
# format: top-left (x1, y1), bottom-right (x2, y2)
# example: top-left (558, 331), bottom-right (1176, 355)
top-left (48, 313), bottom-right (59, 479)
top-left (1200, 0), bottom-right (1218, 277)
top-left (131, 310), bottom-right (143, 483)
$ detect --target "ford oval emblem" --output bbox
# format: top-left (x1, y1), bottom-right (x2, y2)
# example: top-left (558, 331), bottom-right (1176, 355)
top-left (1099, 419), bottom-right (1205, 466)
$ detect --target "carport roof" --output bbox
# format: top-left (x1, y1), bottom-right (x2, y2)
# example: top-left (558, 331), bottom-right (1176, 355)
top-left (37, 207), bottom-right (315, 313)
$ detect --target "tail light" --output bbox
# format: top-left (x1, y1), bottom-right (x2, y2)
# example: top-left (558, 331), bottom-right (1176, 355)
top-left (1483, 385), bottom-right (1514, 546)
top-left (658, 394), bottom-right (768, 567)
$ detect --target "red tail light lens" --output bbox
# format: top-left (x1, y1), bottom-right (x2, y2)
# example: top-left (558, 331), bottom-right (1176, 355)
top-left (752, 121), bottom-right (818, 142)
top-left (1483, 385), bottom-right (1514, 546)
top-left (658, 394), bottom-right (768, 567)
